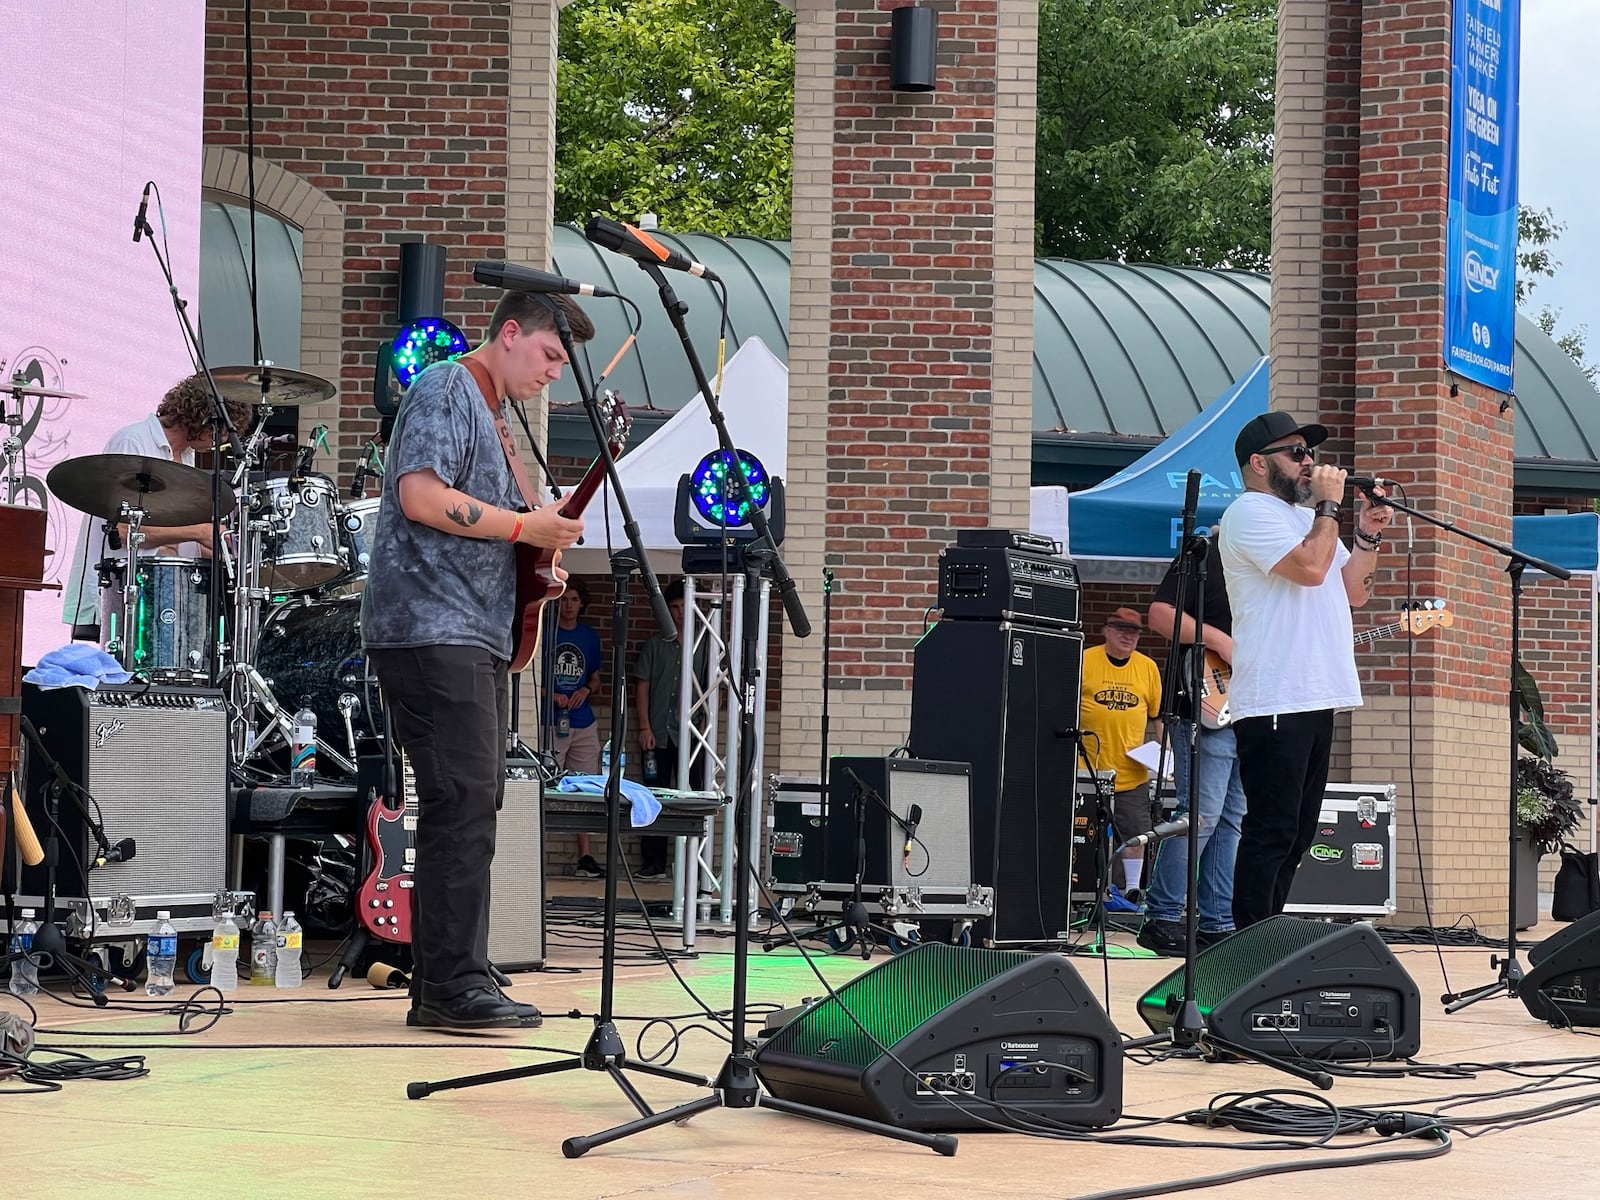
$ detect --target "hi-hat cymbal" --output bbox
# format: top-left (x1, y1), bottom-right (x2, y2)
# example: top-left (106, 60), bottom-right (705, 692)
top-left (5, 379), bottom-right (87, 401)
top-left (210, 366), bottom-right (336, 407)
top-left (46, 453), bottom-right (230, 526)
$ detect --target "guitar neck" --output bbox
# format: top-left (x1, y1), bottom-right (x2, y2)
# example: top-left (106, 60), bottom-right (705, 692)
top-left (557, 454), bottom-right (610, 519)
top-left (1354, 620), bottom-right (1402, 647)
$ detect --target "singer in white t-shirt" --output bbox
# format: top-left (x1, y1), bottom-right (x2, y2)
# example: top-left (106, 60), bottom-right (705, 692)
top-left (1217, 410), bottom-right (1393, 928)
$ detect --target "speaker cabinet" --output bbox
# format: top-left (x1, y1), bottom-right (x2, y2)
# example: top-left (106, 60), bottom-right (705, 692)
top-left (8, 682), bottom-right (228, 902)
top-left (825, 757), bottom-right (972, 892)
top-left (753, 942), bottom-right (1122, 1131)
top-left (1521, 909), bottom-right (1600, 1026)
top-left (909, 620), bottom-right (1085, 943)
top-left (491, 762), bottom-right (546, 971)
top-left (1138, 916), bottom-right (1422, 1060)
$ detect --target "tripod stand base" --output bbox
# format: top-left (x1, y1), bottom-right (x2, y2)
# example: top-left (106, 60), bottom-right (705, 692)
top-left (1442, 958), bottom-right (1522, 1012)
top-left (560, 1052), bottom-right (958, 1159)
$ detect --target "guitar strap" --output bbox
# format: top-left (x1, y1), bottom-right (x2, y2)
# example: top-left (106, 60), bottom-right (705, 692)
top-left (461, 355), bottom-right (541, 512)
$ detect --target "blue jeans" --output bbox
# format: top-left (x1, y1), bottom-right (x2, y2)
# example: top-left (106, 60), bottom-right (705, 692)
top-left (1143, 722), bottom-right (1245, 932)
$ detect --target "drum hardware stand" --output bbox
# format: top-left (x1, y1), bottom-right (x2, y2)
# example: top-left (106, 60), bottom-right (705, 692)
top-left (106, 500), bottom-right (149, 675)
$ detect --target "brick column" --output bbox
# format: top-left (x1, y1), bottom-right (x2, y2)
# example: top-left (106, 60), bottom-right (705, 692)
top-left (1274, 0), bottom-right (1517, 927)
top-left (782, 0), bottom-right (1037, 773)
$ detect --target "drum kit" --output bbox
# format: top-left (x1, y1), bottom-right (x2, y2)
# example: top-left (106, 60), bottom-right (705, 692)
top-left (19, 367), bottom-right (388, 783)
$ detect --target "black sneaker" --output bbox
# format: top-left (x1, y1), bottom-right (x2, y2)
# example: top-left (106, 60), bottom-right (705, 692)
top-left (574, 855), bottom-right (603, 879)
top-left (1196, 927), bottom-right (1235, 948)
top-left (636, 865), bottom-right (670, 882)
top-left (1135, 919), bottom-right (1188, 957)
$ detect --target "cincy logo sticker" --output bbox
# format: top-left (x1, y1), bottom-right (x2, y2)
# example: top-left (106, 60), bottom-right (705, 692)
top-left (1309, 843), bottom-right (1345, 864)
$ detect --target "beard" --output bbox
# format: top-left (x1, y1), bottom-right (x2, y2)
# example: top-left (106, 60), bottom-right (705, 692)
top-left (1266, 457), bottom-right (1312, 506)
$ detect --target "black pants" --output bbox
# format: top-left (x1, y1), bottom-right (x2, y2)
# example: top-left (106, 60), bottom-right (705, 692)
top-left (1231, 709), bottom-right (1335, 929)
top-left (368, 645), bottom-right (508, 1003)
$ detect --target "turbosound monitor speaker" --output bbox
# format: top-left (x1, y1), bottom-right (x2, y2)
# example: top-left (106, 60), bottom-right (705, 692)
top-left (908, 620), bottom-right (1084, 943)
top-left (1137, 916), bottom-right (1422, 1060)
top-left (825, 757), bottom-right (972, 892)
top-left (753, 942), bottom-right (1122, 1131)
top-left (1521, 909), bottom-right (1600, 1026)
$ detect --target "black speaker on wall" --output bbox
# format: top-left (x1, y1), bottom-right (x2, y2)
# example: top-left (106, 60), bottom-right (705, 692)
top-left (753, 942), bottom-right (1122, 1131)
top-left (908, 620), bottom-right (1084, 944)
top-left (1521, 909), bottom-right (1600, 1026)
top-left (889, 4), bottom-right (938, 92)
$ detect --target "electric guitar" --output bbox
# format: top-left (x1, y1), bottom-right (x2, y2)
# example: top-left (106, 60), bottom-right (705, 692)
top-left (355, 783), bottom-right (416, 945)
top-left (508, 392), bottom-right (631, 672)
top-left (1191, 600), bottom-right (1455, 730)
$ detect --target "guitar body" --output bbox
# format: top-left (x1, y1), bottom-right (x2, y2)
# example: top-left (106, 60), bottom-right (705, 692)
top-left (356, 796), bottom-right (416, 945)
top-left (1194, 649), bottom-right (1233, 730)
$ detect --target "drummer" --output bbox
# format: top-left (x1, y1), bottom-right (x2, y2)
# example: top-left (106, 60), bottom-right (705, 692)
top-left (62, 374), bottom-right (254, 639)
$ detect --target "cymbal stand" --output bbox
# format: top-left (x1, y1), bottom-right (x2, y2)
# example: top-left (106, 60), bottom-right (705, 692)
top-left (2, 384), bottom-right (26, 504)
top-left (105, 500), bottom-right (149, 677)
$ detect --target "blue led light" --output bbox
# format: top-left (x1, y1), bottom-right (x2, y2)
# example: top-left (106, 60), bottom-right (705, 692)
top-left (690, 449), bottom-right (769, 528)
top-left (391, 317), bottom-right (468, 387)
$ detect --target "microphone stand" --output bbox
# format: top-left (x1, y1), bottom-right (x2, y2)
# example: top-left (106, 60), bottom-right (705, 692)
top-left (1121, 472), bottom-right (1327, 1089)
top-left (134, 202), bottom-right (241, 692)
top-left (557, 262), bottom-right (949, 1158)
top-left (404, 296), bottom-right (706, 1119)
top-left (1384, 496), bottom-right (1574, 1013)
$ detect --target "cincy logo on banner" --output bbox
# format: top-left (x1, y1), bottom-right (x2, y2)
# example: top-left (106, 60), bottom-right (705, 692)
top-left (1444, 0), bottom-right (1520, 391)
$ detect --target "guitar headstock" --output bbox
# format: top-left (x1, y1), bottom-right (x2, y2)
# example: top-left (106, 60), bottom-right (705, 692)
top-left (599, 390), bottom-right (633, 457)
top-left (1398, 599), bottom-right (1453, 634)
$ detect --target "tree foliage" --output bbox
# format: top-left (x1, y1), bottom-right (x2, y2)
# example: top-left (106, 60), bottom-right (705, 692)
top-left (1035, 0), bottom-right (1276, 267)
top-left (1518, 204), bottom-right (1597, 382)
top-left (554, 0), bottom-right (795, 238)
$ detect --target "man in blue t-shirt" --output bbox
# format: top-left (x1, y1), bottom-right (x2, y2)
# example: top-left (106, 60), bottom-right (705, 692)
top-left (544, 578), bottom-right (604, 877)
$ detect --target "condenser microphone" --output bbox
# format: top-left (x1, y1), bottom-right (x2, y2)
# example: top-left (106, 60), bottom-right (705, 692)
top-left (583, 216), bottom-right (722, 283)
top-left (132, 182), bottom-right (151, 243)
top-left (1117, 816), bottom-right (1190, 852)
top-left (472, 260), bottom-right (619, 298)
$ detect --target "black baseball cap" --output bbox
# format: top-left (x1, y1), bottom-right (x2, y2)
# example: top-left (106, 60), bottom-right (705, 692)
top-left (1234, 410), bottom-right (1329, 465)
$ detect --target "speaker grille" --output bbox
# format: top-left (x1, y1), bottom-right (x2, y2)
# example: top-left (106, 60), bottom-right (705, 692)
top-left (889, 761), bottom-right (972, 891)
top-left (489, 770), bottom-right (545, 969)
top-left (1139, 916), bottom-right (1342, 1025)
top-left (760, 943), bottom-right (1034, 1070)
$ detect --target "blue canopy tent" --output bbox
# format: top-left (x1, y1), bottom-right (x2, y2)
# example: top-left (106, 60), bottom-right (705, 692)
top-left (1513, 511), bottom-right (1600, 574)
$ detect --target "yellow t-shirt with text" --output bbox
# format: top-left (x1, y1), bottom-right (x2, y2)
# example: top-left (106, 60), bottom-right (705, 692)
top-left (1078, 644), bottom-right (1162, 791)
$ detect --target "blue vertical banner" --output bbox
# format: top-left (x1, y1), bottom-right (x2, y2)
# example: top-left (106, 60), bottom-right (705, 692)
top-left (1445, 0), bottom-right (1520, 391)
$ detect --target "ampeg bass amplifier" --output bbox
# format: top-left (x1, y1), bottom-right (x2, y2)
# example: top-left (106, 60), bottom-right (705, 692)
top-left (937, 529), bottom-right (1080, 628)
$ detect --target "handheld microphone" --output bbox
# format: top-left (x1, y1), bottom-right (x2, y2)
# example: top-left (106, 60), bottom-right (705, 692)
top-left (583, 216), bottom-right (723, 283)
top-left (1117, 816), bottom-right (1190, 852)
top-left (472, 259), bottom-right (619, 299)
top-left (901, 803), bottom-right (923, 870)
top-left (92, 838), bottom-right (137, 869)
top-left (1347, 476), bottom-right (1397, 495)
top-left (132, 182), bottom-right (151, 243)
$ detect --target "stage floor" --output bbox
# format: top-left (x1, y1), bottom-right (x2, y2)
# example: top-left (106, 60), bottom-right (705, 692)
top-left (2, 916), bottom-right (1596, 1200)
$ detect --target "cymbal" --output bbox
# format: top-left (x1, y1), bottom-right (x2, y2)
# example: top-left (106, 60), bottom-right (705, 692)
top-left (5, 379), bottom-right (87, 401)
top-left (46, 453), bottom-right (231, 526)
top-left (210, 365), bottom-right (336, 407)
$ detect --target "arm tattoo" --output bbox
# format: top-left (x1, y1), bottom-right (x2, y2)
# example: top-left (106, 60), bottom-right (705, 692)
top-left (1362, 572), bottom-right (1375, 590)
top-left (446, 500), bottom-right (485, 529)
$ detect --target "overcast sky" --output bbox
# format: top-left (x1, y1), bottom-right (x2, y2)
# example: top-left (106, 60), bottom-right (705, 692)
top-left (1519, 3), bottom-right (1598, 360)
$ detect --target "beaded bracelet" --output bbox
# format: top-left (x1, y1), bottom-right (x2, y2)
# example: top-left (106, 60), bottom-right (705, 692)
top-left (1354, 528), bottom-right (1382, 550)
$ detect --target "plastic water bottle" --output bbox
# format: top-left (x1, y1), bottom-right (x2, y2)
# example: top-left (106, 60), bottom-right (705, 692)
top-left (602, 738), bottom-right (624, 777)
top-left (556, 706), bottom-right (571, 738)
top-left (274, 911), bottom-right (304, 988)
top-left (210, 911), bottom-right (240, 992)
top-left (146, 911), bottom-right (178, 996)
top-left (8, 909), bottom-right (39, 996)
top-left (291, 698), bottom-right (317, 787)
top-left (250, 912), bottom-right (278, 985)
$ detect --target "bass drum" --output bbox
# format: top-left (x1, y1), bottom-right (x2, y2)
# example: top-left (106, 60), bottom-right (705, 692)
top-left (256, 596), bottom-right (384, 761)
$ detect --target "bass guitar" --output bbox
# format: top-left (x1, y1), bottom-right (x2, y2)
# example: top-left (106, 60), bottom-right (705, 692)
top-left (508, 392), bottom-right (631, 672)
top-left (1190, 600), bottom-right (1455, 730)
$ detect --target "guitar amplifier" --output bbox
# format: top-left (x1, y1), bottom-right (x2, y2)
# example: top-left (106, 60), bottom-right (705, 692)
top-left (6, 682), bottom-right (229, 931)
top-left (826, 758), bottom-right (973, 893)
top-left (495, 760), bottom-right (547, 970)
top-left (937, 530), bottom-right (1080, 629)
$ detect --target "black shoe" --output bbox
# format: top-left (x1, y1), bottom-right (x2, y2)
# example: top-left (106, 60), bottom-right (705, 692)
top-left (574, 855), bottom-right (603, 880)
top-left (1135, 919), bottom-right (1188, 957)
top-left (1196, 927), bottom-right (1235, 948)
top-left (494, 988), bottom-right (543, 1026)
top-left (407, 986), bottom-right (535, 1030)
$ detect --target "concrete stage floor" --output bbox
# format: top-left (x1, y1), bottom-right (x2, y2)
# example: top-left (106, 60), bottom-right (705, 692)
top-left (2, 911), bottom-right (1596, 1200)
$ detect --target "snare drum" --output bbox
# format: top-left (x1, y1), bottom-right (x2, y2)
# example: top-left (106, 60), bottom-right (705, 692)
top-left (331, 495), bottom-right (381, 596)
top-left (99, 556), bottom-right (214, 678)
top-left (253, 472), bottom-right (345, 592)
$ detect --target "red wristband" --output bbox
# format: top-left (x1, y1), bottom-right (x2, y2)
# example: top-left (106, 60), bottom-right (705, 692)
top-left (507, 512), bottom-right (525, 543)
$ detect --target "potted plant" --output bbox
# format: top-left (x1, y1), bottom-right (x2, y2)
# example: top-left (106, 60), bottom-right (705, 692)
top-left (1514, 756), bottom-right (1584, 930)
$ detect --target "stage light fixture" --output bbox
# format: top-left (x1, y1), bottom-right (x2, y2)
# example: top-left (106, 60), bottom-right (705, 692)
top-left (390, 315), bottom-right (468, 388)
top-left (689, 449), bottom-right (769, 528)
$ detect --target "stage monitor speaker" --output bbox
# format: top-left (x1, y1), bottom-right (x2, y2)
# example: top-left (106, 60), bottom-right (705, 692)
top-left (1521, 909), bottom-right (1600, 1026)
top-left (825, 757), bottom-right (972, 892)
top-left (7, 682), bottom-right (228, 901)
top-left (491, 762), bottom-right (546, 971)
top-left (753, 942), bottom-right (1122, 1131)
top-left (909, 620), bottom-right (1084, 944)
top-left (1137, 915), bottom-right (1422, 1060)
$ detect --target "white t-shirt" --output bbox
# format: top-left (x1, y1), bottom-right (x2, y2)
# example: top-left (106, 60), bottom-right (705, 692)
top-left (1217, 490), bottom-right (1361, 720)
top-left (61, 414), bottom-right (199, 627)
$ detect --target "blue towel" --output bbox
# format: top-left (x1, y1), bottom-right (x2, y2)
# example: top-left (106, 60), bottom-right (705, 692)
top-left (23, 644), bottom-right (132, 690)
top-left (557, 774), bottom-right (663, 827)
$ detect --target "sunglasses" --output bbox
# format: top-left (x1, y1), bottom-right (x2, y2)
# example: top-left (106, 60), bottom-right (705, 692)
top-left (1259, 443), bottom-right (1318, 464)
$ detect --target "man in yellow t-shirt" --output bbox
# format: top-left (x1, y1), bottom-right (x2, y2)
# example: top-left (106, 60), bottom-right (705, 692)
top-left (1079, 607), bottom-right (1163, 895)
